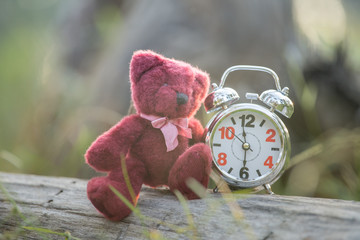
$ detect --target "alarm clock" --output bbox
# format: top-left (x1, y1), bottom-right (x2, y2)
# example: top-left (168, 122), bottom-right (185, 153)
top-left (204, 65), bottom-right (294, 194)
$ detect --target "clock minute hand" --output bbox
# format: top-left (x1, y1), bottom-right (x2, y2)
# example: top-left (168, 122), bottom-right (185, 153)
top-left (225, 127), bottom-right (244, 144)
top-left (226, 127), bottom-right (253, 152)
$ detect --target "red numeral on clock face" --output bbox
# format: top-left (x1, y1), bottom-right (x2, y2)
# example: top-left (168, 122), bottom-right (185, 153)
top-left (219, 127), bottom-right (235, 140)
top-left (266, 129), bottom-right (276, 142)
top-left (264, 156), bottom-right (274, 168)
top-left (217, 152), bottom-right (227, 166)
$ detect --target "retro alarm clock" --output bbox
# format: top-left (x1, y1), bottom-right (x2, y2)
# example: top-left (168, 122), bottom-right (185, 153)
top-left (204, 65), bottom-right (294, 194)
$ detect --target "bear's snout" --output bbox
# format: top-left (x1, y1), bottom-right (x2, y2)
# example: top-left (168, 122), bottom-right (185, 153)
top-left (176, 92), bottom-right (188, 105)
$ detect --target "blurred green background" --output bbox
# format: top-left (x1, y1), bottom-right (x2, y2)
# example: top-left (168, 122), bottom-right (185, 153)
top-left (0, 0), bottom-right (359, 201)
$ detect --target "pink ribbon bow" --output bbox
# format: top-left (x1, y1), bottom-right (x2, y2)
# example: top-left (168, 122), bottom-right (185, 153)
top-left (140, 113), bottom-right (192, 152)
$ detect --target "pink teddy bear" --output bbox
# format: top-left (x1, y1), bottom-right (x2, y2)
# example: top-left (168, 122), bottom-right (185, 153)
top-left (85, 50), bottom-right (212, 221)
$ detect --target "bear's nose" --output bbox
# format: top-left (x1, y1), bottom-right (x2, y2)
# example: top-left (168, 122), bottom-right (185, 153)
top-left (176, 92), bottom-right (188, 105)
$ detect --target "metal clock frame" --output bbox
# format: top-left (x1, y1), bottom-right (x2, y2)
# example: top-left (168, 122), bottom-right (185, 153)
top-left (205, 103), bottom-right (291, 192)
top-left (204, 65), bottom-right (294, 194)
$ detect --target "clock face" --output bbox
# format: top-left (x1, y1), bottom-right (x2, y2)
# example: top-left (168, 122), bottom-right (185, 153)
top-left (208, 104), bottom-right (288, 188)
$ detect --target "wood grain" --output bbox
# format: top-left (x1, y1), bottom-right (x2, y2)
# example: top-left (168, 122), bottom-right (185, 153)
top-left (1, 172), bottom-right (359, 240)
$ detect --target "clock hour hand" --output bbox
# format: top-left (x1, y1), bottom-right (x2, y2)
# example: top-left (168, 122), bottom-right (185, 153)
top-left (242, 125), bottom-right (247, 141)
top-left (243, 149), bottom-right (247, 167)
top-left (226, 127), bottom-right (253, 152)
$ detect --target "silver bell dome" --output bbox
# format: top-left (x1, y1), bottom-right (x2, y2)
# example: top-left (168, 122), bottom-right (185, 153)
top-left (259, 87), bottom-right (294, 118)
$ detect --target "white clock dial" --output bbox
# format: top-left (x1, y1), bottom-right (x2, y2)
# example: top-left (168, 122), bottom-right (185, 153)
top-left (208, 104), bottom-right (289, 188)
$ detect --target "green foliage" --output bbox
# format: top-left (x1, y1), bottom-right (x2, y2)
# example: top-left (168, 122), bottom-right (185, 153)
top-left (0, 0), bottom-right (359, 202)
top-left (22, 227), bottom-right (81, 240)
top-left (108, 166), bottom-right (258, 240)
top-left (0, 0), bottom-right (120, 178)
top-left (0, 181), bottom-right (81, 240)
top-left (279, 128), bottom-right (360, 200)
top-left (0, 1), bottom-right (359, 240)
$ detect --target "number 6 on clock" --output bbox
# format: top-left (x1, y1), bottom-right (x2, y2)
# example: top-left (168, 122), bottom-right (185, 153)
top-left (204, 65), bottom-right (294, 194)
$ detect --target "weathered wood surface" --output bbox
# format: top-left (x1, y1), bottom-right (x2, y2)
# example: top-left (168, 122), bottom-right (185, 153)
top-left (1, 172), bottom-right (360, 240)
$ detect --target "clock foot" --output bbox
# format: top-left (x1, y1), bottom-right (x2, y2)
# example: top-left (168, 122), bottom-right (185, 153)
top-left (264, 184), bottom-right (275, 195)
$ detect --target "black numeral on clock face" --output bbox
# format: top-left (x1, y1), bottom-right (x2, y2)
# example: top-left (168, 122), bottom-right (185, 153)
top-left (213, 110), bottom-right (284, 183)
top-left (239, 114), bottom-right (255, 128)
top-left (239, 167), bottom-right (249, 179)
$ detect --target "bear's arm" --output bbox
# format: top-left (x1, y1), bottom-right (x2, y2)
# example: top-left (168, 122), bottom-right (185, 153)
top-left (85, 115), bottom-right (146, 172)
top-left (188, 118), bottom-right (206, 144)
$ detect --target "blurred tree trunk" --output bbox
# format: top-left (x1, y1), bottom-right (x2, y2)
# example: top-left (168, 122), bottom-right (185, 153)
top-left (54, 0), bottom-right (360, 191)
top-left (57, 0), bottom-right (297, 115)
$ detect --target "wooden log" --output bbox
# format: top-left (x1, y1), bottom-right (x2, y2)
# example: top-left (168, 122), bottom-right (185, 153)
top-left (1, 172), bottom-right (360, 240)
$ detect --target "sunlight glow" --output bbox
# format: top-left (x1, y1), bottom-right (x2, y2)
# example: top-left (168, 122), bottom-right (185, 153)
top-left (293, 0), bottom-right (346, 49)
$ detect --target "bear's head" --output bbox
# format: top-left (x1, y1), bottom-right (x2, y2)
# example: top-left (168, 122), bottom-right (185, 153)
top-left (130, 50), bottom-right (210, 119)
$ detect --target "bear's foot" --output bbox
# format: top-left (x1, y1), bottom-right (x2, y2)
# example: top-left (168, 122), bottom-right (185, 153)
top-left (168, 143), bottom-right (212, 200)
top-left (87, 176), bottom-right (136, 221)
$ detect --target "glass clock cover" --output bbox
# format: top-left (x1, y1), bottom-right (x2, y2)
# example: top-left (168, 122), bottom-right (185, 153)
top-left (206, 103), bottom-right (290, 190)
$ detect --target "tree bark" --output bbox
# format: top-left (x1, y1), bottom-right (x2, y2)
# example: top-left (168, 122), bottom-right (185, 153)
top-left (1, 172), bottom-right (359, 240)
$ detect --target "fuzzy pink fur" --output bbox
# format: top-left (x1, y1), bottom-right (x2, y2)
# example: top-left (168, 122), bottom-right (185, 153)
top-left (85, 50), bottom-right (212, 221)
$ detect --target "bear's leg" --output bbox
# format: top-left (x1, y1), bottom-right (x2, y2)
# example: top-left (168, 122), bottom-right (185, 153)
top-left (168, 143), bottom-right (212, 199)
top-left (87, 156), bottom-right (145, 221)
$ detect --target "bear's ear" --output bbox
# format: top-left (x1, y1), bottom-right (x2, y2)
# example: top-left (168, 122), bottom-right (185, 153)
top-left (130, 50), bottom-right (164, 84)
top-left (193, 68), bottom-right (210, 98)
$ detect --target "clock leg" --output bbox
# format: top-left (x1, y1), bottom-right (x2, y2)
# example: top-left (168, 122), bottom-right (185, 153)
top-left (264, 183), bottom-right (275, 195)
top-left (168, 143), bottom-right (212, 199)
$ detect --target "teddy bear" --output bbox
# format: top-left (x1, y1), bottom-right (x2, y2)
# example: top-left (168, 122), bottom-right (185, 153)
top-left (85, 50), bottom-right (212, 221)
